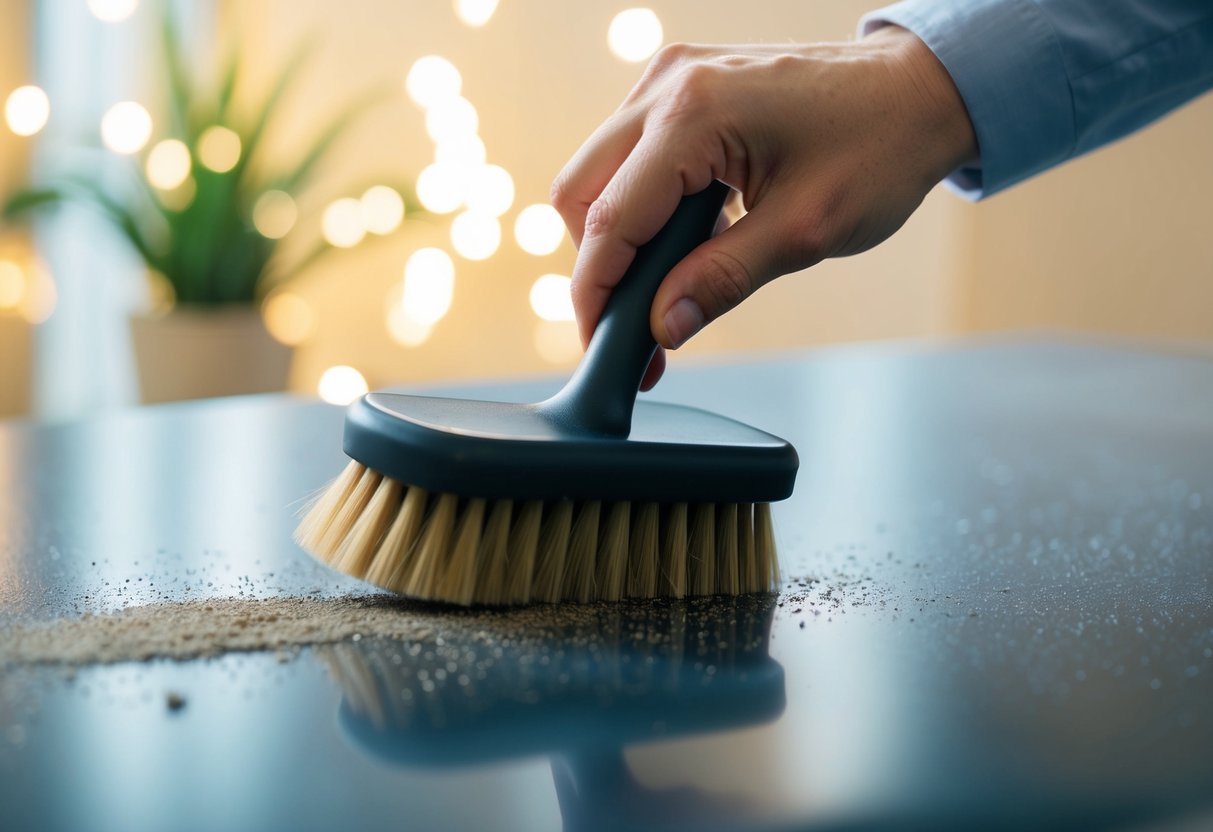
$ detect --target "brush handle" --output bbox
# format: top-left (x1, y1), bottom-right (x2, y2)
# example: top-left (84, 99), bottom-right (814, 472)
top-left (542, 180), bottom-right (731, 437)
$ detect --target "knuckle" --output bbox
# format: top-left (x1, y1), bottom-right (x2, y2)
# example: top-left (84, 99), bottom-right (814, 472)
top-left (583, 195), bottom-right (619, 240)
top-left (650, 42), bottom-right (693, 71)
top-left (548, 174), bottom-right (573, 214)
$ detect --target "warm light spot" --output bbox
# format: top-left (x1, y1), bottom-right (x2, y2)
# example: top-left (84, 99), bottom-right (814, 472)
top-left (529, 273), bottom-right (575, 321)
top-left (454, 0), bottom-right (498, 27)
top-left (416, 162), bottom-right (469, 214)
top-left (608, 8), bottom-right (663, 62)
top-left (156, 176), bottom-right (196, 211)
top-left (434, 134), bottom-right (486, 167)
top-left (406, 56), bottom-right (462, 110)
top-left (197, 125), bottom-right (241, 173)
top-left (361, 186), bottom-right (405, 235)
top-left (401, 248), bottom-right (456, 325)
top-left (0, 260), bottom-right (25, 309)
top-left (18, 260), bottom-right (56, 324)
top-left (322, 198), bottom-right (367, 248)
top-left (533, 320), bottom-right (581, 365)
top-left (100, 101), bottom-right (152, 154)
top-left (464, 164), bottom-right (514, 217)
top-left (145, 269), bottom-right (176, 315)
top-left (514, 203), bottom-right (566, 256)
top-left (449, 211), bottom-right (500, 261)
top-left (145, 139), bottom-right (191, 190)
top-left (252, 190), bottom-right (297, 239)
top-left (4, 86), bottom-right (50, 137)
top-left (386, 299), bottom-right (434, 347)
top-left (425, 96), bottom-right (478, 144)
top-left (87, 0), bottom-right (138, 22)
top-left (318, 366), bottom-right (368, 405)
top-left (262, 291), bottom-right (316, 346)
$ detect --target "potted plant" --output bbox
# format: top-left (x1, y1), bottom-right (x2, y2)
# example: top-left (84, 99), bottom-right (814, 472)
top-left (4, 12), bottom-right (417, 403)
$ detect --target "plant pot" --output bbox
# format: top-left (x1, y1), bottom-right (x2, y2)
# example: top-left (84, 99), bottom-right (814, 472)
top-left (130, 306), bottom-right (292, 404)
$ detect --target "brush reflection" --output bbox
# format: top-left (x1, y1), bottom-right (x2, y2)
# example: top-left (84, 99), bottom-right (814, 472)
top-left (322, 595), bottom-right (784, 829)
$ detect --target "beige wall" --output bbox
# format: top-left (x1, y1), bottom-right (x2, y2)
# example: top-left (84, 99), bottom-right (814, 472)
top-left (225, 2), bottom-right (1211, 393)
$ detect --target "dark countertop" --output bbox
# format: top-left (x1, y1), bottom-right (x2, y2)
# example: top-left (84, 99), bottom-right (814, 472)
top-left (1, 337), bottom-right (1211, 832)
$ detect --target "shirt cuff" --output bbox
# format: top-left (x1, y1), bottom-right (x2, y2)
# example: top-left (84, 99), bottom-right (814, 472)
top-left (860, 0), bottom-right (1075, 200)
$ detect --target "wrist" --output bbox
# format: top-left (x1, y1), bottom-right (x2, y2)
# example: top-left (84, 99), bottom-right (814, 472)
top-left (866, 25), bottom-right (978, 186)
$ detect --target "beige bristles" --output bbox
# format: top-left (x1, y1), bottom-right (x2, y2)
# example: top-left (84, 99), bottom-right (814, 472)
top-left (660, 503), bottom-right (688, 599)
top-left (689, 503), bottom-right (716, 596)
top-left (596, 501), bottom-right (630, 601)
top-left (295, 468), bottom-right (782, 606)
top-left (564, 501), bottom-right (600, 602)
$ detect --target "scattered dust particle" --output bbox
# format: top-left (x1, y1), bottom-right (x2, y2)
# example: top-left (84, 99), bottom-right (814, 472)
top-left (165, 692), bottom-right (186, 711)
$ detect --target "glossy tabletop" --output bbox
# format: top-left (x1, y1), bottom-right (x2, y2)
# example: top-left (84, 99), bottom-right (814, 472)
top-left (1, 338), bottom-right (1211, 832)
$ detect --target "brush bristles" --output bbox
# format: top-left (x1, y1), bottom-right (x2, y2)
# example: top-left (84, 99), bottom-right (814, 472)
top-left (296, 461), bottom-right (781, 607)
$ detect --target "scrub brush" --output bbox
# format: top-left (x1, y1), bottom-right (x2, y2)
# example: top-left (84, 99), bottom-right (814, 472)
top-left (296, 181), bottom-right (798, 606)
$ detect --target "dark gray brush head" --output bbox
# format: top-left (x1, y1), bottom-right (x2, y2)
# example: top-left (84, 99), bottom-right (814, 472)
top-left (342, 181), bottom-right (799, 505)
top-left (344, 393), bottom-right (797, 503)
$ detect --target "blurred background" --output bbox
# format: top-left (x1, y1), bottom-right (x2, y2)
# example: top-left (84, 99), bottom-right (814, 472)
top-left (1, 0), bottom-right (1210, 422)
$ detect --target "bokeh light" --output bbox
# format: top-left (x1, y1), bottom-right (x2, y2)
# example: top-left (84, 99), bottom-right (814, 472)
top-left (262, 291), bottom-right (316, 346)
top-left (449, 210), bottom-right (501, 260)
top-left (87, 0), bottom-right (138, 22)
top-left (386, 295), bottom-right (434, 347)
top-left (361, 186), bottom-right (405, 235)
top-left (434, 134), bottom-right (486, 167)
top-left (406, 56), bottom-right (462, 110)
top-left (514, 203), bottom-right (566, 255)
top-left (145, 139), bottom-right (191, 190)
top-left (401, 248), bottom-right (456, 325)
top-left (608, 8), bottom-right (663, 62)
top-left (197, 125), bottom-right (242, 173)
top-left (100, 101), bottom-right (152, 154)
top-left (156, 176), bottom-right (196, 211)
top-left (322, 198), bottom-right (368, 248)
top-left (464, 164), bottom-right (514, 217)
top-left (4, 86), bottom-right (50, 137)
top-left (455, 0), bottom-right (498, 27)
top-left (317, 365), bottom-right (368, 405)
top-left (425, 96), bottom-right (479, 144)
top-left (252, 190), bottom-right (298, 239)
top-left (416, 162), bottom-right (469, 214)
top-left (529, 273), bottom-right (575, 321)
top-left (18, 260), bottom-right (56, 324)
top-left (0, 260), bottom-right (25, 310)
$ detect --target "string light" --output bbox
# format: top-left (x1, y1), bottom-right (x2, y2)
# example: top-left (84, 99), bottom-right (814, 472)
top-left (100, 101), bottom-right (152, 154)
top-left (454, 0), bottom-right (498, 27)
top-left (449, 210), bottom-right (501, 260)
top-left (197, 125), bottom-right (241, 173)
top-left (514, 203), bottom-right (566, 255)
top-left (361, 186), bottom-right (405, 235)
top-left (416, 162), bottom-right (469, 214)
top-left (386, 298), bottom-right (434, 347)
top-left (87, 0), bottom-right (138, 22)
top-left (317, 366), bottom-right (368, 405)
top-left (425, 96), bottom-right (479, 144)
top-left (434, 134), bottom-right (486, 167)
top-left (406, 56), bottom-right (462, 110)
top-left (464, 164), bottom-right (514, 217)
top-left (4, 86), bottom-right (50, 137)
top-left (252, 190), bottom-right (298, 239)
top-left (322, 198), bottom-right (367, 248)
top-left (145, 139), bottom-right (191, 190)
top-left (401, 248), bottom-right (456, 325)
top-left (529, 273), bottom-right (575, 321)
top-left (608, 8), bottom-right (663, 62)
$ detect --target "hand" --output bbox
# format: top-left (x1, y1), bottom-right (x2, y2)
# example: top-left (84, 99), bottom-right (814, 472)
top-left (551, 26), bottom-right (977, 389)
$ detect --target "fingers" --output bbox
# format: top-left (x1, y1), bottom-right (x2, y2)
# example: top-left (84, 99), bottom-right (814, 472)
top-left (651, 198), bottom-right (820, 349)
top-left (550, 111), bottom-right (643, 250)
top-left (639, 347), bottom-right (666, 392)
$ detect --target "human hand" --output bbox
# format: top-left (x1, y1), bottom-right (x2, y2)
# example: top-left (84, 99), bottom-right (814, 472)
top-left (551, 26), bottom-right (976, 389)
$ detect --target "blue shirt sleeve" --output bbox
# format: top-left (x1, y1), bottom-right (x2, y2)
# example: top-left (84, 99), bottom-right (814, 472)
top-left (860, 0), bottom-right (1213, 200)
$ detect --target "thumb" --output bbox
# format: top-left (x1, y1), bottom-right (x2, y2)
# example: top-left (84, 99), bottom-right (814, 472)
top-left (651, 204), bottom-right (810, 349)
